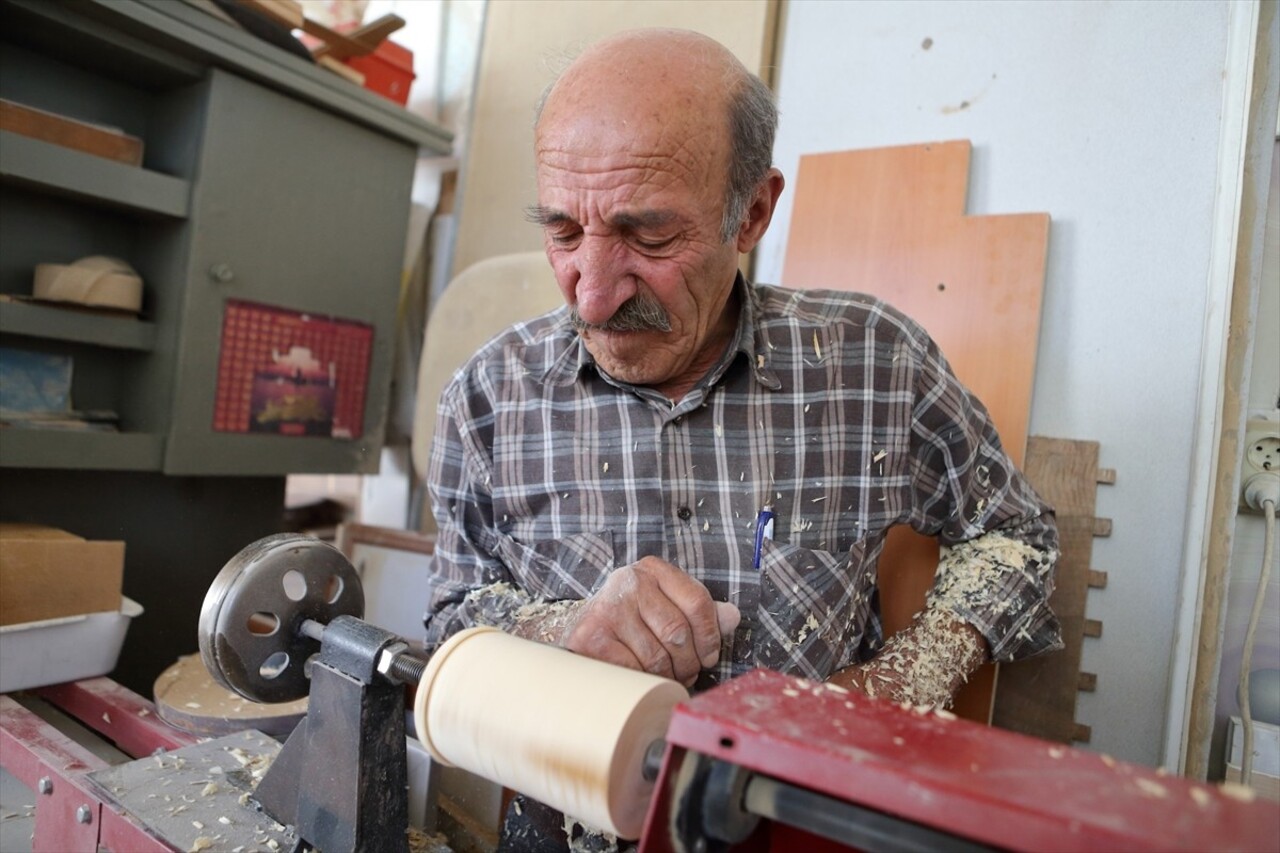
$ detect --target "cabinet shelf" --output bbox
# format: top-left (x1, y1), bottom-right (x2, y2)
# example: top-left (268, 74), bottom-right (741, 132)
top-left (0, 130), bottom-right (190, 218)
top-left (0, 428), bottom-right (165, 470)
top-left (0, 298), bottom-right (156, 350)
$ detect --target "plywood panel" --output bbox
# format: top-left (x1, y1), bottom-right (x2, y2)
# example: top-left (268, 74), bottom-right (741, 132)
top-left (781, 140), bottom-right (1049, 721)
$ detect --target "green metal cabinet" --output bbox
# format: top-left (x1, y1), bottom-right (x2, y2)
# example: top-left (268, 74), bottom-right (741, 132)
top-left (0, 0), bottom-right (450, 476)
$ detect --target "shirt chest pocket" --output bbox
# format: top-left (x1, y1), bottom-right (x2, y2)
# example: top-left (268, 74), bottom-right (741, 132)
top-left (752, 538), bottom-right (876, 681)
top-left (494, 529), bottom-right (616, 601)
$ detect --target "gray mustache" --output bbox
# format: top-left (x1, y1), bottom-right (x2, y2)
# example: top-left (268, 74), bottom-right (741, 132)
top-left (569, 294), bottom-right (672, 333)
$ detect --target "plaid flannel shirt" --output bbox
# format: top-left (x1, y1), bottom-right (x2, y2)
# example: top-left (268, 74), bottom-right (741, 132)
top-left (424, 277), bottom-right (1061, 686)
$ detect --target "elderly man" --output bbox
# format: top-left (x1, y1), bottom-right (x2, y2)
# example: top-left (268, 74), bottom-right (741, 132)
top-left (424, 27), bottom-right (1060, 849)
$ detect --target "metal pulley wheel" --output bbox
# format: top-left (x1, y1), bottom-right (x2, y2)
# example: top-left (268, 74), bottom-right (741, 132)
top-left (199, 533), bottom-right (364, 703)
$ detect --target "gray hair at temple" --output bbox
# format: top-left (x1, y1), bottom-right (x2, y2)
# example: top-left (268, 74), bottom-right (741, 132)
top-left (534, 56), bottom-right (779, 245)
top-left (721, 69), bottom-right (778, 243)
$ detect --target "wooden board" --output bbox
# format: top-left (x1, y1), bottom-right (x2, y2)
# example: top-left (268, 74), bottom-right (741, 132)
top-left (0, 99), bottom-right (142, 166)
top-left (153, 653), bottom-right (307, 737)
top-left (992, 437), bottom-right (1109, 743)
top-left (780, 140), bottom-right (1050, 722)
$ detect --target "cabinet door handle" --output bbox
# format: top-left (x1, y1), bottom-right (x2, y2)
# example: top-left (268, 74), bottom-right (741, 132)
top-left (208, 263), bottom-right (236, 284)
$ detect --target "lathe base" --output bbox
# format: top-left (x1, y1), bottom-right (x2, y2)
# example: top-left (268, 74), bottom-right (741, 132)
top-left (641, 669), bottom-right (1277, 852)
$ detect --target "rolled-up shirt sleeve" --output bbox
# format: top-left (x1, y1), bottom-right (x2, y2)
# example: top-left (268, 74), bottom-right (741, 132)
top-left (905, 335), bottom-right (1063, 662)
top-left (423, 385), bottom-right (529, 653)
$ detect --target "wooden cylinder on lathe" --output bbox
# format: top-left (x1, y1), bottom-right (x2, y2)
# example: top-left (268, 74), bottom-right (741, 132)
top-left (413, 626), bottom-right (688, 839)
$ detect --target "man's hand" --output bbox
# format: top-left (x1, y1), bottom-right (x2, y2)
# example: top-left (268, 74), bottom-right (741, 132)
top-left (561, 556), bottom-right (740, 686)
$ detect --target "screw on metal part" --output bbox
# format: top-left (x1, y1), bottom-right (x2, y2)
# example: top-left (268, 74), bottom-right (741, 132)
top-left (37, 777), bottom-right (52, 795)
top-left (389, 652), bottom-right (427, 685)
top-left (76, 805), bottom-right (92, 824)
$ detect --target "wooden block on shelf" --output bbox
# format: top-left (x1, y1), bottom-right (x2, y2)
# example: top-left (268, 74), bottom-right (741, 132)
top-left (0, 99), bottom-right (142, 166)
top-left (311, 13), bottom-right (405, 60)
top-left (238, 0), bottom-right (304, 30)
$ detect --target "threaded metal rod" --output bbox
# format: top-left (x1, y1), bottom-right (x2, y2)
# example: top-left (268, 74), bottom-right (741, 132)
top-left (389, 652), bottom-right (428, 685)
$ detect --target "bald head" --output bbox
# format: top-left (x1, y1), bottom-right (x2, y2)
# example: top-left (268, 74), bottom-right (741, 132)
top-left (537, 29), bottom-right (776, 241)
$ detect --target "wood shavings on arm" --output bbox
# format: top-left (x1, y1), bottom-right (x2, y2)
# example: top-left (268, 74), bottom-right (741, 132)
top-left (828, 605), bottom-right (987, 708)
top-left (453, 581), bottom-right (586, 647)
top-left (828, 530), bottom-right (1058, 707)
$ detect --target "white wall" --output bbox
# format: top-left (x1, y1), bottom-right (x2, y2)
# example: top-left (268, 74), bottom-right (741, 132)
top-left (755, 0), bottom-right (1236, 767)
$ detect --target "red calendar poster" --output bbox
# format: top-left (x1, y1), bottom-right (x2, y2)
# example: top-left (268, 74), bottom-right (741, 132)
top-left (213, 300), bottom-right (373, 439)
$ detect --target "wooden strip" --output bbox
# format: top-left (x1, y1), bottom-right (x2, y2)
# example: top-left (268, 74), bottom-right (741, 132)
top-left (239, 0), bottom-right (304, 29)
top-left (311, 13), bottom-right (405, 60)
top-left (300, 17), bottom-right (369, 56)
top-left (1, 99), bottom-right (142, 166)
top-left (1084, 619), bottom-right (1103, 638)
top-left (1088, 570), bottom-right (1109, 589)
top-left (317, 54), bottom-right (365, 85)
top-left (1096, 468), bottom-right (1117, 485)
top-left (1073, 723), bottom-right (1092, 743)
top-left (1078, 672), bottom-right (1097, 692)
top-left (1092, 518), bottom-right (1113, 537)
top-left (335, 522), bottom-right (435, 560)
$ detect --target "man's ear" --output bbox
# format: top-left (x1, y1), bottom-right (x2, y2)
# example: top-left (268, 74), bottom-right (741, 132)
top-left (736, 168), bottom-right (786, 254)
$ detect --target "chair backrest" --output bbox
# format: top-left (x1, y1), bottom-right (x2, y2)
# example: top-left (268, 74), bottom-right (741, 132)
top-left (412, 251), bottom-right (563, 528)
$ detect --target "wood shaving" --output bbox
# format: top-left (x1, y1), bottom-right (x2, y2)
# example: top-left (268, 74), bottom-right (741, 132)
top-left (1135, 779), bottom-right (1168, 798)
top-left (189, 838), bottom-right (214, 852)
top-left (1218, 782), bottom-right (1256, 803)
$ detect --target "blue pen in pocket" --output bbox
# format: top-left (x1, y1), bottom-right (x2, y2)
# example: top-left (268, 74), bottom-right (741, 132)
top-left (752, 505), bottom-right (774, 569)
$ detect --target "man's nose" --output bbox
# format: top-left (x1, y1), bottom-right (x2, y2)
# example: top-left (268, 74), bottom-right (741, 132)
top-left (572, 236), bottom-right (635, 325)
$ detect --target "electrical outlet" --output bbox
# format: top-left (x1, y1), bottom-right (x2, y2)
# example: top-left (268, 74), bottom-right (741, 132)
top-left (1241, 418), bottom-right (1280, 514)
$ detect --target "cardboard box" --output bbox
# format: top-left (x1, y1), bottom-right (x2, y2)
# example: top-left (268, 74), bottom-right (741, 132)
top-left (0, 524), bottom-right (124, 626)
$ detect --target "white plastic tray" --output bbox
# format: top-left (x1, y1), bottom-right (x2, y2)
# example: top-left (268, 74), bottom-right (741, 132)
top-left (0, 597), bottom-right (142, 693)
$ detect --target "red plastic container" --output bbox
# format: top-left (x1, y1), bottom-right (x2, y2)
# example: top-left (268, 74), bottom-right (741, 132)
top-left (345, 40), bottom-right (415, 106)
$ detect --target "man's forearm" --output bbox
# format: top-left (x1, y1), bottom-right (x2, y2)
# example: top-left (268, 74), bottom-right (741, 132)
top-left (828, 606), bottom-right (988, 708)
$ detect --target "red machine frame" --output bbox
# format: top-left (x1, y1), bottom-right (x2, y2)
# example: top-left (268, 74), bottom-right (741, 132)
top-left (0, 679), bottom-right (197, 852)
top-left (640, 669), bottom-right (1277, 852)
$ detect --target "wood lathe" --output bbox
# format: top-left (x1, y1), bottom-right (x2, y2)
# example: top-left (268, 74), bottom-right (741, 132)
top-left (7, 533), bottom-right (1274, 852)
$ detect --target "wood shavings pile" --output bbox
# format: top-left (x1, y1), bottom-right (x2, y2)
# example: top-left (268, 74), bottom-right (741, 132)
top-left (407, 826), bottom-right (454, 852)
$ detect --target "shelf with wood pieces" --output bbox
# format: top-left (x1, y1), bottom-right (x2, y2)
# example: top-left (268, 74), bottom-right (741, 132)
top-left (0, 131), bottom-right (190, 219)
